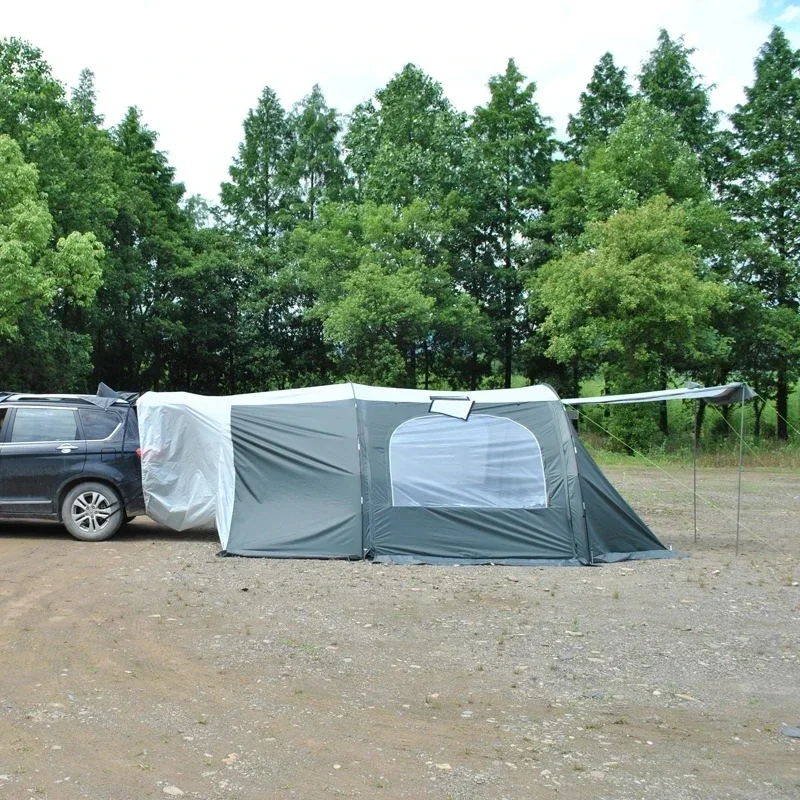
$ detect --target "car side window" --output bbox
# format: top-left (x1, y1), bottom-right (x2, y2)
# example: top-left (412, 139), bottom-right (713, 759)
top-left (10, 408), bottom-right (79, 443)
top-left (0, 409), bottom-right (7, 440)
top-left (79, 409), bottom-right (121, 441)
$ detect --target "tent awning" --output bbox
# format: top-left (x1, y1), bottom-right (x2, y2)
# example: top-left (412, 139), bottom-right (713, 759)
top-left (562, 382), bottom-right (754, 407)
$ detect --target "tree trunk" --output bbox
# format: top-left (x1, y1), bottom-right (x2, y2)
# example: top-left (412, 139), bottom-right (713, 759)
top-left (694, 400), bottom-right (706, 444)
top-left (503, 181), bottom-right (513, 389)
top-left (469, 349), bottom-right (479, 391)
top-left (658, 368), bottom-right (668, 436)
top-left (777, 367), bottom-right (789, 440)
top-left (753, 398), bottom-right (763, 438)
top-left (503, 321), bottom-right (512, 389)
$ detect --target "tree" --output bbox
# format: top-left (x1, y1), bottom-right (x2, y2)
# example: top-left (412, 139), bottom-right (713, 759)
top-left (295, 200), bottom-right (489, 387)
top-left (727, 26), bottom-right (800, 439)
top-left (550, 100), bottom-right (709, 246)
top-left (90, 107), bottom-right (191, 390)
top-left (470, 58), bottom-right (556, 387)
top-left (638, 29), bottom-right (718, 159)
top-left (165, 206), bottom-right (251, 394)
top-left (0, 135), bottom-right (103, 388)
top-left (287, 85), bottom-right (348, 221)
top-left (70, 68), bottom-right (102, 126)
top-left (221, 87), bottom-right (293, 245)
top-left (538, 195), bottom-right (726, 447)
top-left (0, 38), bottom-right (64, 144)
top-left (566, 52), bottom-right (632, 158)
top-left (588, 100), bottom-right (707, 216)
top-left (343, 64), bottom-right (469, 208)
top-left (0, 40), bottom-right (118, 244)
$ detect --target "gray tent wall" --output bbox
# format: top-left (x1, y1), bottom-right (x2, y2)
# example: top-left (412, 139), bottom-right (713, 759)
top-left (219, 384), bottom-right (671, 564)
top-left (358, 397), bottom-right (588, 564)
top-left (228, 401), bottom-right (362, 558)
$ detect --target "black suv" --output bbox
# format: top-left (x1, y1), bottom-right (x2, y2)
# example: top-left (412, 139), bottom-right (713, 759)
top-left (0, 392), bottom-right (144, 541)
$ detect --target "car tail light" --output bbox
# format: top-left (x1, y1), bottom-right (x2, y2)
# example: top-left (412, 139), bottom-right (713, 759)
top-left (135, 447), bottom-right (142, 459)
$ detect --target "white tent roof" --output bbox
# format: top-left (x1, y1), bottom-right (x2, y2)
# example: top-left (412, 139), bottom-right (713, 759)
top-left (139, 382), bottom-right (560, 409)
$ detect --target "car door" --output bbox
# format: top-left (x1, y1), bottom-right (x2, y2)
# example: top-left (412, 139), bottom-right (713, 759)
top-left (0, 406), bottom-right (87, 515)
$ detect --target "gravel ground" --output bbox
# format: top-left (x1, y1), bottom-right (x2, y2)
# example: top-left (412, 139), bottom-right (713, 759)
top-left (0, 467), bottom-right (798, 799)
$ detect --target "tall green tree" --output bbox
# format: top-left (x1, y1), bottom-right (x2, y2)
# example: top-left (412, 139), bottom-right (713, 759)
top-left (550, 100), bottom-right (709, 244)
top-left (727, 26), bottom-right (800, 439)
top-left (221, 87), bottom-right (293, 245)
top-left (343, 64), bottom-right (468, 208)
top-left (638, 29), bottom-right (718, 160)
top-left (287, 85), bottom-right (347, 221)
top-left (0, 38), bottom-right (63, 143)
top-left (164, 198), bottom-right (251, 394)
top-left (539, 195), bottom-right (726, 447)
top-left (91, 107), bottom-right (191, 390)
top-left (294, 200), bottom-right (489, 387)
top-left (0, 40), bottom-right (118, 244)
top-left (0, 135), bottom-right (104, 389)
top-left (566, 52), bottom-right (632, 158)
top-left (471, 58), bottom-right (556, 387)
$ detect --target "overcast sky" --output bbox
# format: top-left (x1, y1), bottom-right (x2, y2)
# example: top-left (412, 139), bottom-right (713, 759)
top-left (2, 1), bottom-right (799, 201)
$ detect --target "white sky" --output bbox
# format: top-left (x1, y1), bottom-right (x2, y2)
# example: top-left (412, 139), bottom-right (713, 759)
top-left (2, 0), bottom-right (798, 201)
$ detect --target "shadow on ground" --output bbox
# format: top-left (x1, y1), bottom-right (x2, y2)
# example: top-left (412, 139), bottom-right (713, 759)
top-left (0, 517), bottom-right (218, 543)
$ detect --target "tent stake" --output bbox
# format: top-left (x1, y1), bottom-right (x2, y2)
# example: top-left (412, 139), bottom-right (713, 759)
top-left (693, 402), bottom-right (698, 543)
top-left (735, 390), bottom-right (745, 556)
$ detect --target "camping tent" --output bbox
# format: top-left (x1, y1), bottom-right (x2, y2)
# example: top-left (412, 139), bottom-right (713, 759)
top-left (137, 383), bottom-right (674, 565)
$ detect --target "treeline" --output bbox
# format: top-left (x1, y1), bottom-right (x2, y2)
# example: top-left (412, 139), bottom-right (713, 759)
top-left (0, 28), bottom-right (798, 446)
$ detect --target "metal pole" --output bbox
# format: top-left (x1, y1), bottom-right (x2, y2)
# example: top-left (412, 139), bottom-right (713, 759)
top-left (693, 402), bottom-right (698, 543)
top-left (735, 389), bottom-right (745, 556)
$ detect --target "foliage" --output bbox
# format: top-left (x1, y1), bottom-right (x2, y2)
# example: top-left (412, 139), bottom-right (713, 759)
top-left (294, 200), bottom-right (489, 387)
top-left (538, 196), bottom-right (727, 446)
top-left (566, 52), bottom-right (632, 158)
top-left (0, 28), bottom-right (799, 449)
top-left (726, 26), bottom-right (800, 438)
top-left (343, 64), bottom-right (469, 207)
top-left (220, 87), bottom-right (293, 244)
top-left (0, 135), bottom-right (103, 340)
top-left (470, 58), bottom-right (556, 387)
top-left (638, 29), bottom-right (719, 164)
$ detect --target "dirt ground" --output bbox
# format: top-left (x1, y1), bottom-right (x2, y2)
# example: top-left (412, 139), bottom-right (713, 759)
top-left (0, 467), bottom-right (798, 800)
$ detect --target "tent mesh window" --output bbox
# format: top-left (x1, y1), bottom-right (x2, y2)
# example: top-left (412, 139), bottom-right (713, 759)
top-left (389, 414), bottom-right (547, 508)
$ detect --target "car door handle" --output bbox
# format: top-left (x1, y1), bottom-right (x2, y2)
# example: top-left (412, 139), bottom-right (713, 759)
top-left (56, 444), bottom-right (78, 453)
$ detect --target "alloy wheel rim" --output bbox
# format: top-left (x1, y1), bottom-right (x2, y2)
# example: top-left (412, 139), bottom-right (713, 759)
top-left (72, 491), bottom-right (112, 533)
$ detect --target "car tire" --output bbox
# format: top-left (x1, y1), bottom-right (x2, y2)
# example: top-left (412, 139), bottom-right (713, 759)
top-left (62, 482), bottom-right (125, 542)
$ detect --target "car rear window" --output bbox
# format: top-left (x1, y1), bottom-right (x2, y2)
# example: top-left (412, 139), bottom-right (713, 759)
top-left (10, 408), bottom-right (79, 443)
top-left (79, 409), bottom-right (122, 441)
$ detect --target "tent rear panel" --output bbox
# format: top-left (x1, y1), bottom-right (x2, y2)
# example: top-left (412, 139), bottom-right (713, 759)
top-left (227, 401), bottom-right (362, 558)
top-left (360, 400), bottom-right (583, 564)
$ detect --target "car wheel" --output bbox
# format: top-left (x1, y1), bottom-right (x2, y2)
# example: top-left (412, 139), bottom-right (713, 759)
top-left (62, 482), bottom-right (124, 542)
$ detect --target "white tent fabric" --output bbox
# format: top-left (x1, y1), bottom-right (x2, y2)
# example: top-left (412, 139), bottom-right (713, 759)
top-left (562, 382), bottom-right (754, 406)
top-left (137, 382), bottom-right (560, 546)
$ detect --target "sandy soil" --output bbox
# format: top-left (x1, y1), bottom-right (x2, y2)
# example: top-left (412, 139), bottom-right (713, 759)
top-left (0, 467), bottom-right (798, 799)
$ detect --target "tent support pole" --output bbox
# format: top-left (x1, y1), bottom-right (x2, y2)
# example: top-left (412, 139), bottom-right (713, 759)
top-left (693, 402), bottom-right (698, 543)
top-left (735, 391), bottom-right (745, 556)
